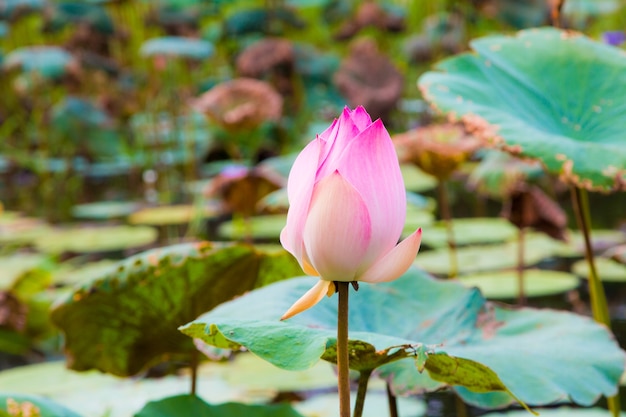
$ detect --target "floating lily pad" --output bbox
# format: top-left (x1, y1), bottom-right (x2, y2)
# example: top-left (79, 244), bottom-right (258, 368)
top-left (416, 233), bottom-right (567, 275)
top-left (400, 164), bottom-right (437, 193)
top-left (0, 254), bottom-right (49, 290)
top-left (50, 242), bottom-right (303, 375)
top-left (34, 225), bottom-right (157, 254)
top-left (4, 46), bottom-right (74, 79)
top-left (181, 268), bottom-right (624, 409)
top-left (421, 218), bottom-right (518, 248)
top-left (52, 260), bottom-right (117, 287)
top-left (403, 207), bottom-right (435, 237)
top-left (0, 393), bottom-right (82, 417)
top-left (294, 392), bottom-right (425, 417)
top-left (563, 229), bottom-right (626, 255)
top-left (71, 201), bottom-right (140, 220)
top-left (0, 215), bottom-right (52, 245)
top-left (572, 258), bottom-right (626, 282)
top-left (128, 204), bottom-right (220, 226)
top-left (419, 28), bottom-right (626, 192)
top-left (136, 395), bottom-right (305, 417)
top-left (0, 361), bottom-right (269, 417)
top-left (140, 37), bottom-right (214, 60)
top-left (218, 214), bottom-right (288, 240)
top-left (458, 269), bottom-right (580, 299)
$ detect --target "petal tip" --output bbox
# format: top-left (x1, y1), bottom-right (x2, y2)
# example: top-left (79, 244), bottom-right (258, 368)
top-left (280, 280), bottom-right (331, 320)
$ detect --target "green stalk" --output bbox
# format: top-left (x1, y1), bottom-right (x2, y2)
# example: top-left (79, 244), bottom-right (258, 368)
top-left (438, 180), bottom-right (458, 278)
top-left (337, 282), bottom-right (351, 417)
top-left (570, 187), bottom-right (619, 417)
top-left (353, 370), bottom-right (372, 417)
top-left (386, 382), bottom-right (399, 417)
top-left (190, 348), bottom-right (199, 396)
top-left (517, 227), bottom-right (526, 306)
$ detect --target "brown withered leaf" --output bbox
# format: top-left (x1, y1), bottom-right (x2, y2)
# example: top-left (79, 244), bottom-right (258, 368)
top-left (333, 39), bottom-right (403, 122)
top-left (206, 166), bottom-right (284, 217)
top-left (236, 38), bottom-right (294, 79)
top-left (393, 123), bottom-right (482, 180)
top-left (191, 78), bottom-right (283, 132)
top-left (0, 291), bottom-right (28, 332)
top-left (334, 1), bottom-right (404, 40)
top-left (501, 184), bottom-right (568, 241)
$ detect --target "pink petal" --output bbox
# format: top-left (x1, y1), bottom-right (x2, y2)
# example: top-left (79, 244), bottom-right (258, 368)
top-left (358, 228), bottom-right (422, 283)
top-left (280, 139), bottom-right (322, 265)
top-left (281, 280), bottom-right (333, 320)
top-left (350, 106), bottom-right (373, 131)
top-left (316, 108), bottom-right (361, 180)
top-left (303, 172), bottom-right (372, 282)
top-left (336, 119), bottom-right (407, 273)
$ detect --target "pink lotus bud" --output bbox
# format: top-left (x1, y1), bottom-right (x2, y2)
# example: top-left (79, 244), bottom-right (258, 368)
top-left (280, 106), bottom-right (422, 319)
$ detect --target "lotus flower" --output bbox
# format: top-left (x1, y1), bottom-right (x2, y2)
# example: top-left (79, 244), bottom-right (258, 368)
top-left (280, 106), bottom-right (422, 319)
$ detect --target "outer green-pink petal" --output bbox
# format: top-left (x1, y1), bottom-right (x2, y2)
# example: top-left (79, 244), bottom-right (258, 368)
top-left (280, 139), bottom-right (322, 266)
top-left (303, 172), bottom-right (372, 282)
top-left (359, 229), bottom-right (422, 283)
top-left (337, 119), bottom-right (407, 273)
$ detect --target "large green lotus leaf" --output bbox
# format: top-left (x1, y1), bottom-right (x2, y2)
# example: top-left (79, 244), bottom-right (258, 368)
top-left (421, 218), bottom-right (517, 248)
top-left (140, 37), bottom-right (214, 60)
top-left (458, 269), bottom-right (580, 299)
top-left (416, 233), bottom-right (567, 275)
top-left (419, 27), bottom-right (626, 192)
top-left (181, 268), bottom-right (624, 409)
top-left (135, 395), bottom-right (304, 417)
top-left (378, 301), bottom-right (623, 408)
top-left (50, 242), bottom-right (303, 376)
top-left (0, 393), bottom-right (82, 417)
top-left (34, 225), bottom-right (158, 254)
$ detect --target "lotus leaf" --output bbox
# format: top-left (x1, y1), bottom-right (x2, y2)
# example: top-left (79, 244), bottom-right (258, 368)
top-left (47, 2), bottom-right (114, 34)
top-left (135, 395), bottom-right (305, 417)
top-left (140, 37), bottom-right (214, 60)
top-left (421, 218), bottom-right (517, 248)
top-left (573, 258), bottom-right (626, 282)
top-left (0, 361), bottom-right (274, 417)
top-left (294, 392), bottom-right (425, 417)
top-left (50, 242), bottom-right (303, 375)
top-left (129, 204), bottom-right (220, 226)
top-left (484, 407), bottom-right (626, 417)
top-left (3, 46), bottom-right (74, 79)
top-left (419, 27), bottom-right (626, 192)
top-left (458, 269), bottom-right (580, 299)
top-left (0, 0), bottom-right (46, 20)
top-left (416, 233), bottom-right (567, 275)
top-left (181, 268), bottom-right (624, 409)
top-left (0, 393), bottom-right (82, 417)
top-left (71, 201), bottom-right (140, 220)
top-left (34, 225), bottom-right (157, 254)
